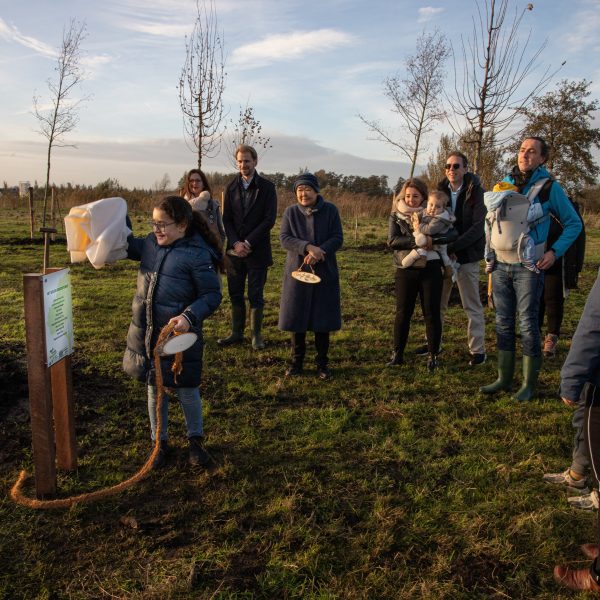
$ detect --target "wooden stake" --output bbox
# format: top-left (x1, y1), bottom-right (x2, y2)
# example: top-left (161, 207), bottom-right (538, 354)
top-left (51, 355), bottom-right (77, 471)
top-left (23, 274), bottom-right (56, 497)
top-left (28, 187), bottom-right (35, 240)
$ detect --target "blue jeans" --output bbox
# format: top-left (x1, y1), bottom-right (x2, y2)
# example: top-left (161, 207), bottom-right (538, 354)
top-left (147, 386), bottom-right (203, 441)
top-left (492, 262), bottom-right (544, 356)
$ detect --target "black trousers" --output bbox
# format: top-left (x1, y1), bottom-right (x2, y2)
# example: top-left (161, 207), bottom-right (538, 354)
top-left (226, 258), bottom-right (268, 309)
top-left (393, 260), bottom-right (443, 356)
top-left (291, 332), bottom-right (330, 368)
top-left (539, 268), bottom-right (564, 335)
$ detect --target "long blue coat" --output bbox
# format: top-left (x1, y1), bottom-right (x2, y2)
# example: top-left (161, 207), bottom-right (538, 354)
top-left (278, 196), bottom-right (343, 332)
top-left (123, 231), bottom-right (222, 387)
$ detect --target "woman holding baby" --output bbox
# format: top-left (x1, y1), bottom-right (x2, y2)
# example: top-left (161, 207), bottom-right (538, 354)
top-left (387, 178), bottom-right (457, 371)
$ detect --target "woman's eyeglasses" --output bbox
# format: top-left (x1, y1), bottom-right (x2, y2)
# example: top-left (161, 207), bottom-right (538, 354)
top-left (150, 221), bottom-right (175, 232)
top-left (445, 163), bottom-right (461, 170)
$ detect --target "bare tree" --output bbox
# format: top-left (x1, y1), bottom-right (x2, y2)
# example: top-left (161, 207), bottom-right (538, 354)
top-left (448, 0), bottom-right (559, 174)
top-left (33, 19), bottom-right (87, 228)
top-left (224, 102), bottom-right (272, 168)
top-left (423, 129), bottom-right (503, 190)
top-left (359, 30), bottom-right (450, 178)
top-left (506, 79), bottom-right (600, 196)
top-left (178, 0), bottom-right (226, 169)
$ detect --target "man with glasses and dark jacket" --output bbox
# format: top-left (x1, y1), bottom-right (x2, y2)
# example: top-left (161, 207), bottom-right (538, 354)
top-left (434, 151), bottom-right (487, 366)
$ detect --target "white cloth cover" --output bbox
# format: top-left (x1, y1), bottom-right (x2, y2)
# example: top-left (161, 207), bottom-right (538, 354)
top-left (64, 197), bottom-right (131, 269)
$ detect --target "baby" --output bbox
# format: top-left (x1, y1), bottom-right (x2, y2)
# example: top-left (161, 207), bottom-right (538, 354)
top-left (484, 181), bottom-right (544, 274)
top-left (402, 190), bottom-right (457, 277)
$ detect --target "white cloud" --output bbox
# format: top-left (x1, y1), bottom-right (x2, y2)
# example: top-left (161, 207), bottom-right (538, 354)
top-left (417, 7), bottom-right (444, 23)
top-left (0, 17), bottom-right (56, 58)
top-left (231, 29), bottom-right (356, 67)
top-left (81, 54), bottom-right (112, 70)
top-left (120, 21), bottom-right (191, 38)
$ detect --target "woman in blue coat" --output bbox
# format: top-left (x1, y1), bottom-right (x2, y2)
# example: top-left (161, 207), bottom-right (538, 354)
top-left (123, 196), bottom-right (222, 467)
top-left (278, 173), bottom-right (343, 379)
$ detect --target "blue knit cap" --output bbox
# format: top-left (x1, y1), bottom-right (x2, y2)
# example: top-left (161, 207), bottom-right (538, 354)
top-left (293, 172), bottom-right (320, 194)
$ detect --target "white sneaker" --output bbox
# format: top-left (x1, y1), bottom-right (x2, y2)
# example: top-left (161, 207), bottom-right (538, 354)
top-left (568, 489), bottom-right (599, 511)
top-left (543, 468), bottom-right (587, 490)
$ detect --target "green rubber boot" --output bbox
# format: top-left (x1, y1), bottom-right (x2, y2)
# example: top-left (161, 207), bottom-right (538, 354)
top-left (217, 305), bottom-right (245, 345)
top-left (514, 355), bottom-right (543, 402)
top-left (480, 350), bottom-right (516, 394)
top-left (250, 307), bottom-right (265, 350)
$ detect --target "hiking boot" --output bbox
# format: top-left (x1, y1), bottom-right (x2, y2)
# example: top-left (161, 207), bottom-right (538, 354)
top-left (285, 364), bottom-right (303, 377)
top-left (427, 353), bottom-right (439, 372)
top-left (317, 366), bottom-right (332, 380)
top-left (582, 544), bottom-right (600, 560)
top-left (543, 333), bottom-right (559, 358)
top-left (188, 436), bottom-right (212, 467)
top-left (415, 344), bottom-right (442, 356)
top-left (567, 489), bottom-right (599, 510)
top-left (386, 351), bottom-right (404, 366)
top-left (469, 353), bottom-right (487, 366)
top-left (150, 440), bottom-right (169, 469)
top-left (543, 468), bottom-right (587, 489)
top-left (554, 565), bottom-right (600, 592)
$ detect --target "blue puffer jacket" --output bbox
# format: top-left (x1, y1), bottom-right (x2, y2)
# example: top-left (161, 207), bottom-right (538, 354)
top-left (502, 165), bottom-right (582, 258)
top-left (123, 231), bottom-right (222, 387)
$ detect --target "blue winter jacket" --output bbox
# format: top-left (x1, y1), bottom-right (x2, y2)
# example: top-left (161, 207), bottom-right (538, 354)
top-left (502, 166), bottom-right (582, 258)
top-left (123, 231), bottom-right (222, 387)
top-left (560, 268), bottom-right (600, 402)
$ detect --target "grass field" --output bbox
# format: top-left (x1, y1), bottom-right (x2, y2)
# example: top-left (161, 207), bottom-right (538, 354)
top-left (1, 208), bottom-right (600, 599)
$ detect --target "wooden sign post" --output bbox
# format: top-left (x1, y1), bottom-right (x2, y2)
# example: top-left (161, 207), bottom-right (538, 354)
top-left (23, 268), bottom-right (77, 498)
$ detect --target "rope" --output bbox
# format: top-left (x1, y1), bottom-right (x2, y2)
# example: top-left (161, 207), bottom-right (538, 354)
top-left (10, 323), bottom-right (183, 509)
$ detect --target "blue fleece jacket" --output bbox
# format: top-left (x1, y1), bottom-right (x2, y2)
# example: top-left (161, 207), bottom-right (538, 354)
top-left (503, 166), bottom-right (582, 258)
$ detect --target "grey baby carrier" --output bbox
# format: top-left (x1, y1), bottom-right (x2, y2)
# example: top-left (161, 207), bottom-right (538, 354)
top-left (485, 178), bottom-right (550, 265)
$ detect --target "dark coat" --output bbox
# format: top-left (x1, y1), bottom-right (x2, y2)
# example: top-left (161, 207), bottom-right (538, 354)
top-left (388, 212), bottom-right (458, 268)
top-left (545, 200), bottom-right (586, 290)
top-left (437, 172), bottom-right (485, 264)
top-left (123, 231), bottom-right (222, 387)
top-left (222, 172), bottom-right (277, 269)
top-left (278, 197), bottom-right (343, 332)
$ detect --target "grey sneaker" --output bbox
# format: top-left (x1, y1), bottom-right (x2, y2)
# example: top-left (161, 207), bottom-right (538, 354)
top-left (543, 468), bottom-right (587, 489)
top-left (568, 489), bottom-right (599, 510)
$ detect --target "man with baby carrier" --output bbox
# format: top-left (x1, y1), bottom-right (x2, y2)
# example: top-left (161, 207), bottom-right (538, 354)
top-left (480, 136), bottom-right (582, 401)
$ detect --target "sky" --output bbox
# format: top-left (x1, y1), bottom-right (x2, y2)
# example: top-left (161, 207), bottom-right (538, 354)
top-left (1, 0), bottom-right (599, 189)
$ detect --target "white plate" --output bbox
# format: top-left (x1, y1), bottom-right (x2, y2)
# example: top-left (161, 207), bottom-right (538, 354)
top-left (159, 332), bottom-right (198, 355)
top-left (291, 269), bottom-right (321, 284)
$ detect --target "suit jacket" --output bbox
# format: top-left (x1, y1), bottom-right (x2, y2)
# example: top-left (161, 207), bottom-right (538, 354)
top-left (223, 172), bottom-right (278, 269)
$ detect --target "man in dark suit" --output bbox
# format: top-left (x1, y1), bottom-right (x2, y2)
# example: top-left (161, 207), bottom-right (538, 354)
top-left (218, 144), bottom-right (277, 349)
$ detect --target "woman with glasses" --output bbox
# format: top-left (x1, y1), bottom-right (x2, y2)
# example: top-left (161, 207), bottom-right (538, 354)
top-left (182, 168), bottom-right (226, 244)
top-left (123, 196), bottom-right (223, 468)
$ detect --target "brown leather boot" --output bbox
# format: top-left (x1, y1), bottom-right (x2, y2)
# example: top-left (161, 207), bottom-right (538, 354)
top-left (554, 565), bottom-right (600, 591)
top-left (582, 544), bottom-right (600, 560)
